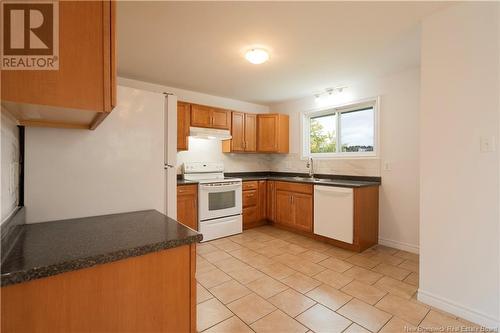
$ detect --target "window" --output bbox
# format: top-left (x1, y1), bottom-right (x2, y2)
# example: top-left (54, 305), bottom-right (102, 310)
top-left (302, 99), bottom-right (377, 158)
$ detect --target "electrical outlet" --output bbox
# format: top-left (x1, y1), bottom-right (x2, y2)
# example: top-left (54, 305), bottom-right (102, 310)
top-left (480, 136), bottom-right (496, 153)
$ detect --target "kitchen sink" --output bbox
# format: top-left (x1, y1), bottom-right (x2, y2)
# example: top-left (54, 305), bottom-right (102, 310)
top-left (291, 176), bottom-right (316, 181)
top-left (288, 177), bottom-right (340, 183)
top-left (290, 176), bottom-right (328, 182)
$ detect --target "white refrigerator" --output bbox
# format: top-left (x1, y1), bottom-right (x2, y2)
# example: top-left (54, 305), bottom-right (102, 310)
top-left (164, 93), bottom-right (178, 219)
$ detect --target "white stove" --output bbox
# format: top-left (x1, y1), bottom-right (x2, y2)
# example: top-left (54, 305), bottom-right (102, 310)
top-left (183, 162), bottom-right (242, 242)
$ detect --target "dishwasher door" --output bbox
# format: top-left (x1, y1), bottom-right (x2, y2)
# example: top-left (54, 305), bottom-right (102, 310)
top-left (314, 185), bottom-right (354, 244)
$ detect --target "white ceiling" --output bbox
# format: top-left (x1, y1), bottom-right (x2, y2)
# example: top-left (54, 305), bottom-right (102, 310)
top-left (117, 1), bottom-right (449, 105)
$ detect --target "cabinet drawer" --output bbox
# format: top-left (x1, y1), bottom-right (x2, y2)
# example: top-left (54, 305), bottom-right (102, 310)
top-left (243, 206), bottom-right (259, 225)
top-left (275, 181), bottom-right (313, 194)
top-left (177, 184), bottom-right (197, 195)
top-left (243, 189), bottom-right (258, 208)
top-left (242, 181), bottom-right (258, 191)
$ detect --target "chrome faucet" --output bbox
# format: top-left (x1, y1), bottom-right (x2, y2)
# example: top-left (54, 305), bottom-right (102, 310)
top-left (306, 157), bottom-right (314, 178)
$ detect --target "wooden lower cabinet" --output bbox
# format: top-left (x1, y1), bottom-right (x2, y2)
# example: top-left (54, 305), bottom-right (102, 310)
top-left (269, 181), bottom-right (379, 252)
top-left (276, 190), bottom-right (294, 227)
top-left (266, 180), bottom-right (277, 222)
top-left (293, 192), bottom-right (313, 232)
top-left (258, 180), bottom-right (267, 220)
top-left (177, 184), bottom-right (198, 230)
top-left (1, 245), bottom-right (197, 333)
top-left (240, 178), bottom-right (379, 252)
top-left (242, 180), bottom-right (267, 229)
top-left (275, 182), bottom-right (313, 232)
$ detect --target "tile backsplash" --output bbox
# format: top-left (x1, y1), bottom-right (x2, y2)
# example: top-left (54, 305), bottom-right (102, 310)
top-left (177, 138), bottom-right (380, 177)
top-left (176, 137), bottom-right (271, 174)
top-left (269, 153), bottom-right (381, 177)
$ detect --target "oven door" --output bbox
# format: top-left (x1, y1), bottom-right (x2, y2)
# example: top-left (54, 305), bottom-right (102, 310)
top-left (199, 182), bottom-right (242, 221)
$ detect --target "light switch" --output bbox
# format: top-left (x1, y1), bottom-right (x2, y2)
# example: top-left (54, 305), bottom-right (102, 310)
top-left (383, 161), bottom-right (391, 171)
top-left (480, 136), bottom-right (496, 153)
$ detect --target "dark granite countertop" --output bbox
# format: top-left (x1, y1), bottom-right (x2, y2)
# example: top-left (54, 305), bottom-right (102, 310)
top-left (1, 210), bottom-right (202, 287)
top-left (176, 172), bottom-right (381, 188)
top-left (261, 176), bottom-right (379, 188)
top-left (176, 172), bottom-right (380, 188)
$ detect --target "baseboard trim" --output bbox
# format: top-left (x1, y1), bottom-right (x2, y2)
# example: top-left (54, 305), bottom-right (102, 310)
top-left (378, 237), bottom-right (419, 254)
top-left (418, 289), bottom-right (499, 329)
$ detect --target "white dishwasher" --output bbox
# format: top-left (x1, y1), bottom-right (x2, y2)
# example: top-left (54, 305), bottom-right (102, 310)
top-left (314, 185), bottom-right (354, 244)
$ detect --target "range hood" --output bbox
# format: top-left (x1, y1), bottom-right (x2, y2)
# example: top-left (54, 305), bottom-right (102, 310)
top-left (189, 127), bottom-right (232, 140)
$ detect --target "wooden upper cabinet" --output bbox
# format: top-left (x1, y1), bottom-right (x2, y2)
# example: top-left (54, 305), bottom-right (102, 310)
top-left (257, 114), bottom-right (289, 153)
top-left (230, 112), bottom-right (246, 152)
top-left (244, 114), bottom-right (257, 152)
top-left (190, 104), bottom-right (230, 130)
top-left (177, 102), bottom-right (191, 151)
top-left (211, 108), bottom-right (231, 129)
top-left (190, 104), bottom-right (212, 127)
top-left (1, 1), bottom-right (116, 130)
top-left (223, 112), bottom-right (257, 153)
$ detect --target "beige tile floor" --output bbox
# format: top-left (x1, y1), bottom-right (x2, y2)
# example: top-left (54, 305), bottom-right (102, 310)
top-left (196, 226), bottom-right (481, 333)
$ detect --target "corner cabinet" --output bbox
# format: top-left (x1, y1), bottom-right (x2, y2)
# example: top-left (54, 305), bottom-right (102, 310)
top-left (266, 181), bottom-right (277, 222)
top-left (177, 185), bottom-right (198, 231)
top-left (1, 0), bottom-right (116, 130)
top-left (257, 114), bottom-right (289, 153)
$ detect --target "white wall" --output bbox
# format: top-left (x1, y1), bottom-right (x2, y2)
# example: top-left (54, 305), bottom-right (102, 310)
top-left (1, 109), bottom-right (20, 223)
top-left (25, 86), bottom-right (166, 223)
top-left (271, 68), bottom-right (421, 253)
top-left (419, 3), bottom-right (499, 328)
top-left (119, 77), bottom-right (269, 114)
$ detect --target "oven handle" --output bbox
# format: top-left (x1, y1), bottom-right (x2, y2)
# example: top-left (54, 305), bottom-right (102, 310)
top-left (199, 183), bottom-right (242, 190)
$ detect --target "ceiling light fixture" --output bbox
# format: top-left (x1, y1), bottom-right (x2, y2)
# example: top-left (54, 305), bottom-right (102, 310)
top-left (314, 86), bottom-right (351, 106)
top-left (245, 48), bottom-right (269, 64)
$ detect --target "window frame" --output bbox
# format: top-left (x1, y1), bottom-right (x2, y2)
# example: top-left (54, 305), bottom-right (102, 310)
top-left (300, 97), bottom-right (380, 159)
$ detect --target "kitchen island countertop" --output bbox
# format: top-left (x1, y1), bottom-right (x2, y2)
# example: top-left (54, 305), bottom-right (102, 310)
top-left (1, 210), bottom-right (201, 287)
